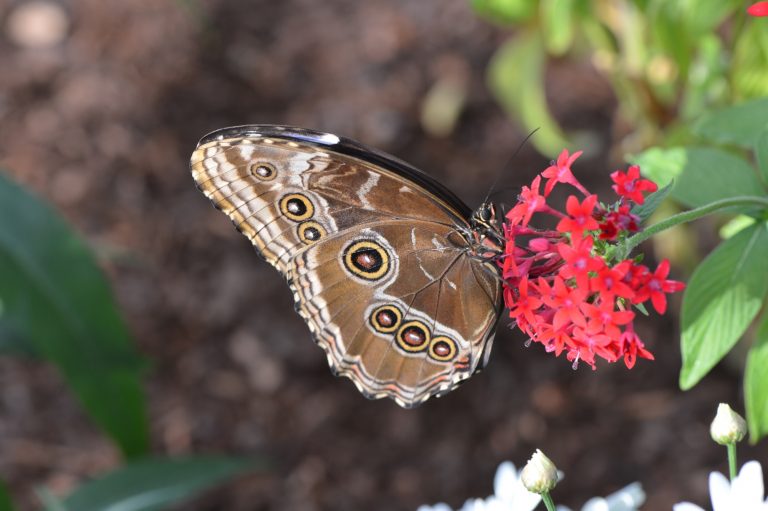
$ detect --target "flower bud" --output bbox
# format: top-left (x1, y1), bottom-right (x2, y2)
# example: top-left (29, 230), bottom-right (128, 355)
top-left (710, 403), bottom-right (747, 445)
top-left (520, 449), bottom-right (558, 494)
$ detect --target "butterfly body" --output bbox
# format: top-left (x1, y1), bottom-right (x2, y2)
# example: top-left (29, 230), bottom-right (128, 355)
top-left (191, 125), bottom-right (503, 407)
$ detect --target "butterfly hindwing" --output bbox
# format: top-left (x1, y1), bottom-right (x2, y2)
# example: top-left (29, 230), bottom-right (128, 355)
top-left (291, 220), bottom-right (500, 406)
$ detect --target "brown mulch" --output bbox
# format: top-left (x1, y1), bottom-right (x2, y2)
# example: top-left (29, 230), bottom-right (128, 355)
top-left (1, 1), bottom-right (765, 510)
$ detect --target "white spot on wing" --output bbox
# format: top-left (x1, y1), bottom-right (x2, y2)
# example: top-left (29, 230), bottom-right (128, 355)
top-left (357, 172), bottom-right (380, 209)
top-left (286, 151), bottom-right (314, 173)
top-left (317, 133), bottom-right (340, 144)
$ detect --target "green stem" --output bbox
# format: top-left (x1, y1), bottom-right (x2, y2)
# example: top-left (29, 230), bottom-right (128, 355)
top-left (620, 196), bottom-right (768, 257)
top-left (728, 443), bottom-right (738, 481)
top-left (542, 492), bottom-right (556, 511)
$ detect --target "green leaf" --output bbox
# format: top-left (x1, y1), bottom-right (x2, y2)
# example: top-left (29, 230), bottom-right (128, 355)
top-left (755, 126), bottom-right (768, 185)
top-left (745, 313), bottom-right (768, 443)
top-left (488, 33), bottom-right (570, 155)
top-left (62, 456), bottom-right (262, 511)
top-left (680, 223), bottom-right (768, 390)
top-left (632, 181), bottom-right (673, 222)
top-left (0, 171), bottom-right (148, 457)
top-left (719, 215), bottom-right (756, 240)
top-left (680, 35), bottom-right (728, 121)
top-left (647, 1), bottom-right (694, 78)
top-left (631, 147), bottom-right (765, 209)
top-left (672, 148), bottom-right (766, 208)
top-left (0, 320), bottom-right (39, 357)
top-left (693, 98), bottom-right (768, 148)
top-left (630, 147), bottom-right (686, 188)
top-left (732, 20), bottom-right (768, 101)
top-left (470, 0), bottom-right (535, 24)
top-left (0, 480), bottom-right (15, 511)
top-left (541, 0), bottom-right (575, 56)
top-left (680, 0), bottom-right (737, 35)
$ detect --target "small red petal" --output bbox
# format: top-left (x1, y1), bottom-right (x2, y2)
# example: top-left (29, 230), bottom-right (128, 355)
top-left (748, 1), bottom-right (768, 16)
top-left (651, 291), bottom-right (667, 315)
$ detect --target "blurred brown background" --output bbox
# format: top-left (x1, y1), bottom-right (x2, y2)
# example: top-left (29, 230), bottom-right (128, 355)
top-left (0, 0), bottom-right (765, 510)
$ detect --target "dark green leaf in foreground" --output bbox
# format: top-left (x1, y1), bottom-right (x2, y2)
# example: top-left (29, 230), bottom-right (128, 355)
top-left (61, 456), bottom-right (261, 511)
top-left (745, 313), bottom-right (768, 443)
top-left (0, 171), bottom-right (148, 457)
top-left (0, 320), bottom-right (39, 357)
top-left (680, 222), bottom-right (768, 389)
top-left (693, 97), bottom-right (768, 148)
top-left (0, 480), bottom-right (15, 511)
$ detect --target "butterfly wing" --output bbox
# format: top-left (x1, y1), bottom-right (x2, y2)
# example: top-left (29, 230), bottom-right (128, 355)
top-left (190, 125), bottom-right (501, 407)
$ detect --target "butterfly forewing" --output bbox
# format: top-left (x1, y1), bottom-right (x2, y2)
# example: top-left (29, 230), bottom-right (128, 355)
top-left (190, 125), bottom-right (501, 407)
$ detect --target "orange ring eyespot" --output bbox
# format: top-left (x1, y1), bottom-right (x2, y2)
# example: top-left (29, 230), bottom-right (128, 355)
top-left (369, 305), bottom-right (402, 333)
top-left (343, 240), bottom-right (390, 281)
top-left (280, 193), bottom-right (314, 222)
top-left (428, 336), bottom-right (457, 362)
top-left (396, 320), bottom-right (430, 353)
top-left (298, 221), bottom-right (326, 244)
top-left (249, 162), bottom-right (276, 181)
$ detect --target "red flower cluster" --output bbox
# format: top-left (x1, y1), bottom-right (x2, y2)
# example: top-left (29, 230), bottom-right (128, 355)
top-left (500, 150), bottom-right (685, 369)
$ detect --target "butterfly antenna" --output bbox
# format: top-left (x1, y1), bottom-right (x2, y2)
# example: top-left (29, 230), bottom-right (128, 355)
top-left (482, 128), bottom-right (539, 204)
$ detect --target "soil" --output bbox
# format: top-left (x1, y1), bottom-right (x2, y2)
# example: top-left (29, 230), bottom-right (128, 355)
top-left (0, 1), bottom-right (765, 510)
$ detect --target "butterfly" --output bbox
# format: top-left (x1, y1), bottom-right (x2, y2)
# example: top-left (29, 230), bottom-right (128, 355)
top-left (190, 125), bottom-right (505, 407)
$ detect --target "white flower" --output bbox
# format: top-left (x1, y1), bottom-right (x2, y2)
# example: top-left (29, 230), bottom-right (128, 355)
top-left (463, 461), bottom-right (543, 511)
top-left (674, 461), bottom-right (768, 511)
top-left (710, 403), bottom-right (747, 445)
top-left (521, 450), bottom-right (559, 494)
top-left (556, 482), bottom-right (645, 511)
top-left (417, 461), bottom-right (542, 511)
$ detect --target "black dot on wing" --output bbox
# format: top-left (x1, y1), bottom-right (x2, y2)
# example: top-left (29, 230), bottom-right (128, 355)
top-left (377, 310), bottom-right (395, 327)
top-left (287, 198), bottom-right (306, 215)
top-left (298, 221), bottom-right (326, 244)
top-left (249, 162), bottom-right (276, 180)
top-left (395, 320), bottom-right (430, 353)
top-left (352, 248), bottom-right (382, 272)
top-left (304, 226), bottom-right (320, 240)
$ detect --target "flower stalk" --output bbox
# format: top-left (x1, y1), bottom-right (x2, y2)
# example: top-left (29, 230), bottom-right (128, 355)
top-left (541, 492), bottom-right (556, 511)
top-left (618, 195), bottom-right (768, 258)
top-left (727, 443), bottom-right (738, 481)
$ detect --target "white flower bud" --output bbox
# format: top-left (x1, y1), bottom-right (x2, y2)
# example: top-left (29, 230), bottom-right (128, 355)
top-left (521, 449), bottom-right (559, 494)
top-left (710, 403), bottom-right (747, 445)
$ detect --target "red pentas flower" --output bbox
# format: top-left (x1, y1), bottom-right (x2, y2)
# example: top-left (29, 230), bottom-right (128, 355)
top-left (541, 149), bottom-right (585, 196)
top-left (556, 194), bottom-right (600, 238)
top-left (748, 1), bottom-right (768, 16)
top-left (611, 165), bottom-right (658, 205)
top-left (498, 151), bottom-right (685, 370)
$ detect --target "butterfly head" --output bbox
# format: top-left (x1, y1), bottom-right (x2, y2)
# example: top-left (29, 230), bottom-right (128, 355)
top-left (468, 202), bottom-right (505, 258)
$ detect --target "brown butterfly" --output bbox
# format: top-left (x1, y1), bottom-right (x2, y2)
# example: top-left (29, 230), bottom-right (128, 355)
top-left (190, 125), bottom-right (504, 407)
